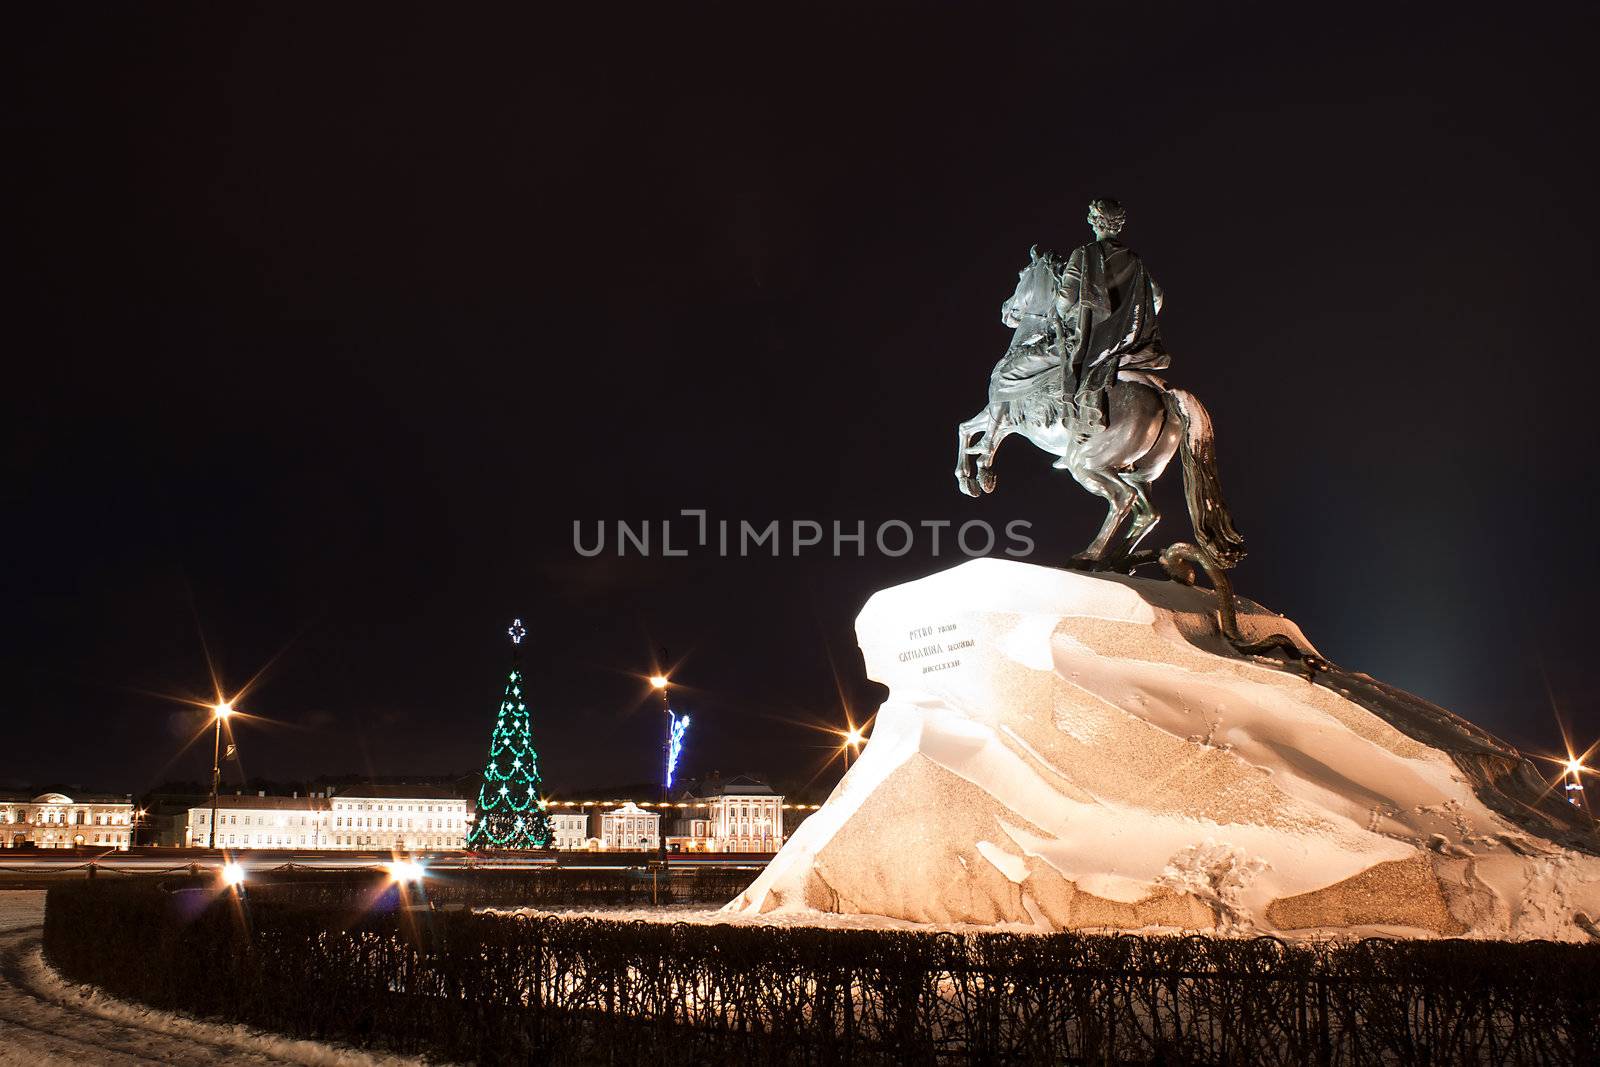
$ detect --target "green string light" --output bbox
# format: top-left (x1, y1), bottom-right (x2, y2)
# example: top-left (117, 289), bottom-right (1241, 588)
top-left (467, 620), bottom-right (552, 849)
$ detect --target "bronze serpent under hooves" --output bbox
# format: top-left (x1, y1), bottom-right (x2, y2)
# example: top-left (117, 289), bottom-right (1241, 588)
top-left (1158, 542), bottom-right (1335, 678)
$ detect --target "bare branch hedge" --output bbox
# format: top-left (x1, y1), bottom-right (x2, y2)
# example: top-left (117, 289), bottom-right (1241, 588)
top-left (42, 876), bottom-right (1598, 1065)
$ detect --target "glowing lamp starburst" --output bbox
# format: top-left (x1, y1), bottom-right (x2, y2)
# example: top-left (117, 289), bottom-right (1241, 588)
top-left (386, 859), bottom-right (425, 883)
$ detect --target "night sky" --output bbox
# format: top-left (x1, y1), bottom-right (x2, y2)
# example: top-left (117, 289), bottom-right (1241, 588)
top-left (5, 6), bottom-right (1595, 799)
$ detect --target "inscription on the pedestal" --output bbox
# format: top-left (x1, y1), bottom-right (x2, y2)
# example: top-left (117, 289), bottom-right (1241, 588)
top-left (897, 621), bottom-right (971, 674)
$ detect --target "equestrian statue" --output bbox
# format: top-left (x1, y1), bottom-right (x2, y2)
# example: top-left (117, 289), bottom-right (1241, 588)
top-left (955, 199), bottom-right (1246, 574)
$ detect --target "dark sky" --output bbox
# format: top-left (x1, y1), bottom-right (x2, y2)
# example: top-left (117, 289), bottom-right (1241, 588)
top-left (5, 5), bottom-right (1595, 798)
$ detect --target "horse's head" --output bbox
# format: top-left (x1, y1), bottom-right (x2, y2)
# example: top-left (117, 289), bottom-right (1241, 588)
top-left (1008, 246), bottom-right (1059, 319)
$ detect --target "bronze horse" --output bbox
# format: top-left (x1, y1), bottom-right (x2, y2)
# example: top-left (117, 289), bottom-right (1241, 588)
top-left (955, 251), bottom-right (1245, 571)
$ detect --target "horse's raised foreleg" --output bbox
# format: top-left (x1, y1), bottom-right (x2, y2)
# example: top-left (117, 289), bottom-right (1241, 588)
top-left (957, 405), bottom-right (1010, 497)
top-left (974, 405), bottom-right (1012, 492)
top-left (955, 409), bottom-right (991, 498)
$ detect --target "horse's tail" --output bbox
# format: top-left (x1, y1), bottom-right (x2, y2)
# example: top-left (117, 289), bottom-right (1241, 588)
top-left (1161, 387), bottom-right (1246, 569)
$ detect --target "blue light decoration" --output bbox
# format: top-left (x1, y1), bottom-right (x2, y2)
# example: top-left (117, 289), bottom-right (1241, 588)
top-left (666, 710), bottom-right (691, 789)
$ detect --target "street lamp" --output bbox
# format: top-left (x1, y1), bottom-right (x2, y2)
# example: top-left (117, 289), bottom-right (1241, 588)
top-left (386, 859), bottom-right (426, 883)
top-left (652, 672), bottom-right (670, 861)
top-left (840, 724), bottom-right (866, 771)
top-left (209, 701), bottom-right (233, 851)
top-left (1564, 756), bottom-right (1588, 810)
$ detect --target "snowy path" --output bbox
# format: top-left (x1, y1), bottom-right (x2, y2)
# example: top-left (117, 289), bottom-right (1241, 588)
top-left (0, 891), bottom-right (437, 1067)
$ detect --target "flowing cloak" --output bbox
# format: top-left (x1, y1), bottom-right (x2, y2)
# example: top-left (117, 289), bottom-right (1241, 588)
top-left (1058, 238), bottom-right (1169, 428)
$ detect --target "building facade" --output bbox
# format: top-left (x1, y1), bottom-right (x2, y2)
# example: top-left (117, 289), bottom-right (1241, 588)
top-left (598, 802), bottom-right (659, 851)
top-left (1, 792), bottom-right (135, 849)
top-left (701, 778), bottom-right (783, 852)
top-left (327, 786), bottom-right (470, 851)
top-left (187, 794), bottom-right (328, 849)
top-left (549, 812), bottom-right (590, 850)
top-left (666, 776), bottom-right (786, 853)
top-left (186, 786), bottom-right (470, 850)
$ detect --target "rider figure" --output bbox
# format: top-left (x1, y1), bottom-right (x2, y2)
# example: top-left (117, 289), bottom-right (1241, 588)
top-left (993, 199), bottom-right (1169, 432)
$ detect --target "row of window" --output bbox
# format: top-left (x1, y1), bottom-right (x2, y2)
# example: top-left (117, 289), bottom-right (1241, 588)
top-left (195, 812), bottom-right (467, 829)
top-left (2, 809), bottom-right (129, 826)
top-left (2, 833), bottom-right (129, 848)
top-left (201, 812), bottom-right (317, 827)
top-left (202, 834), bottom-right (467, 848)
top-left (720, 838), bottom-right (777, 852)
top-left (332, 802), bottom-right (465, 814)
top-left (335, 815), bottom-right (465, 829)
top-left (715, 801), bottom-right (780, 818)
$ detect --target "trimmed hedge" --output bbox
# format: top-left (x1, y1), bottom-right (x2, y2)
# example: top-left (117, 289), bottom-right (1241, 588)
top-left (43, 876), bottom-right (1598, 1065)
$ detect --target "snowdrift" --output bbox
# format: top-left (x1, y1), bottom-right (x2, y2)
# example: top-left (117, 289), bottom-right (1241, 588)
top-left (729, 559), bottom-right (1600, 939)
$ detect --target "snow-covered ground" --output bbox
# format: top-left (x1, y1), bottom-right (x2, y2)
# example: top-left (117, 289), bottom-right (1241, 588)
top-left (0, 891), bottom-right (47, 935)
top-left (0, 890), bottom-right (441, 1067)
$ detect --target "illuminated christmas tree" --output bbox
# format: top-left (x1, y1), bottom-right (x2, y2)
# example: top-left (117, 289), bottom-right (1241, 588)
top-left (467, 618), bottom-right (552, 849)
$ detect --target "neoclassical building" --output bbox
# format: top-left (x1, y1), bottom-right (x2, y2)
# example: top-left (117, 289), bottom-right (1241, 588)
top-left (188, 793), bottom-right (330, 849)
top-left (326, 786), bottom-right (470, 851)
top-left (549, 812), bottom-right (591, 850)
top-left (598, 801), bottom-right (659, 851)
top-left (187, 786), bottom-right (470, 850)
top-left (1, 792), bottom-right (135, 850)
top-left (667, 775), bottom-right (786, 853)
top-left (700, 777), bottom-right (784, 853)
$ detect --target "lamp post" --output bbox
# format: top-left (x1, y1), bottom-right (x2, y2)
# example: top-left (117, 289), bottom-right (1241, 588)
top-left (209, 701), bottom-right (233, 851)
top-left (1564, 757), bottom-right (1588, 811)
top-left (841, 725), bottom-right (865, 772)
top-left (650, 672), bottom-right (670, 862)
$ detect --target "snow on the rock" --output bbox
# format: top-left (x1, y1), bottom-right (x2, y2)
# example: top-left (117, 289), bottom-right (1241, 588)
top-left (976, 841), bottom-right (1028, 884)
top-left (1155, 840), bottom-right (1269, 930)
top-left (726, 559), bottom-right (1600, 940)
